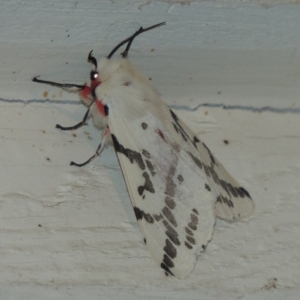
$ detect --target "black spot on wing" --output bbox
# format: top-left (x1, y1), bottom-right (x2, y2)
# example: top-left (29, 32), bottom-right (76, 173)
top-left (192, 208), bottom-right (199, 215)
top-left (177, 174), bottom-right (184, 183)
top-left (161, 262), bottom-right (174, 277)
top-left (141, 122), bottom-right (148, 130)
top-left (185, 241), bottom-right (193, 249)
top-left (185, 227), bottom-right (193, 236)
top-left (188, 152), bottom-right (203, 169)
top-left (165, 197), bottom-right (176, 210)
top-left (185, 227), bottom-right (196, 249)
top-left (209, 167), bottom-right (220, 185)
top-left (133, 207), bottom-right (154, 224)
top-left (202, 142), bottom-right (216, 166)
top-left (216, 195), bottom-right (233, 209)
top-left (179, 129), bottom-right (188, 141)
top-left (162, 206), bottom-right (177, 227)
top-left (192, 136), bottom-right (200, 149)
top-left (216, 196), bottom-right (222, 203)
top-left (173, 123), bottom-right (179, 133)
top-left (170, 109), bottom-right (179, 122)
top-left (142, 149), bottom-right (151, 159)
top-left (188, 213), bottom-right (198, 231)
top-left (203, 165), bottom-right (210, 177)
top-left (164, 239), bottom-right (177, 259)
top-left (189, 151), bottom-right (220, 185)
top-left (170, 110), bottom-right (190, 144)
top-left (236, 187), bottom-right (244, 198)
top-left (163, 220), bottom-right (180, 246)
top-left (205, 183), bottom-right (211, 192)
top-left (163, 254), bottom-right (174, 268)
top-left (219, 179), bottom-right (227, 190)
top-left (154, 214), bottom-right (163, 221)
top-left (111, 134), bottom-right (145, 170)
top-left (170, 109), bottom-right (199, 149)
top-left (227, 183), bottom-right (238, 197)
top-left (145, 160), bottom-right (156, 176)
top-left (239, 187), bottom-right (252, 199)
top-left (186, 236), bottom-right (196, 245)
top-left (165, 162), bottom-right (177, 198)
top-left (138, 172), bottom-right (155, 196)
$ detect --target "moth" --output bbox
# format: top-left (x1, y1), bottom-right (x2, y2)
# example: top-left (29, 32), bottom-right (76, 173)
top-left (33, 22), bottom-right (254, 279)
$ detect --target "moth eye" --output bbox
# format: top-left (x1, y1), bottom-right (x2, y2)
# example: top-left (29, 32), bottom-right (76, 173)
top-left (90, 71), bottom-right (99, 81)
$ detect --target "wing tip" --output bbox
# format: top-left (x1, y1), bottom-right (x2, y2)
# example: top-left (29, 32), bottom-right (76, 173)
top-left (215, 192), bottom-right (255, 222)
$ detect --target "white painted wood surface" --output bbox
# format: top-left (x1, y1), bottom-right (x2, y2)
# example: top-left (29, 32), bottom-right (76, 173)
top-left (0, 1), bottom-right (299, 299)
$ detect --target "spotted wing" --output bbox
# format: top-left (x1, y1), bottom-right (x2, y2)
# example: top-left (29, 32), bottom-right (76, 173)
top-left (100, 62), bottom-right (253, 278)
top-left (168, 110), bottom-right (255, 222)
top-left (105, 92), bottom-right (217, 279)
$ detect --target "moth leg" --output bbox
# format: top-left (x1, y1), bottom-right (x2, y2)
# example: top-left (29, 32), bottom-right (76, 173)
top-left (32, 76), bottom-right (92, 131)
top-left (56, 108), bottom-right (90, 131)
top-left (70, 127), bottom-right (110, 167)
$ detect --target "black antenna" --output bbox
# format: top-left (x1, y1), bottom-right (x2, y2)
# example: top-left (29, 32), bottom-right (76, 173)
top-left (32, 77), bottom-right (85, 89)
top-left (88, 50), bottom-right (98, 69)
top-left (107, 22), bottom-right (165, 59)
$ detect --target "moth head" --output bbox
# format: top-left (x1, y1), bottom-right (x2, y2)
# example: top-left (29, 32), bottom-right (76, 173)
top-left (87, 50), bottom-right (100, 89)
top-left (88, 22), bottom-right (165, 100)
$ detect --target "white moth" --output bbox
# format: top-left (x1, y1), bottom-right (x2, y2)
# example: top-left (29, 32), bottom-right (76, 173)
top-left (33, 22), bottom-right (254, 279)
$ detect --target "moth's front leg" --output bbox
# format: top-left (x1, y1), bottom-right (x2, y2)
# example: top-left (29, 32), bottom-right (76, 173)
top-left (70, 127), bottom-right (110, 167)
top-left (32, 76), bottom-right (94, 131)
top-left (56, 107), bottom-right (90, 131)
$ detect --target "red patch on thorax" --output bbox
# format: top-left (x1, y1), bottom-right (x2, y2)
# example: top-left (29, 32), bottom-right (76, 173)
top-left (79, 79), bottom-right (101, 106)
top-left (96, 100), bottom-right (106, 116)
top-left (91, 79), bottom-right (100, 89)
top-left (79, 84), bottom-right (92, 100)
